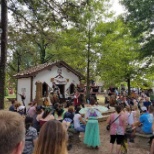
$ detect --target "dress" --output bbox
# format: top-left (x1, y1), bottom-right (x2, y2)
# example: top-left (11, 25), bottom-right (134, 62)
top-left (84, 107), bottom-right (101, 147)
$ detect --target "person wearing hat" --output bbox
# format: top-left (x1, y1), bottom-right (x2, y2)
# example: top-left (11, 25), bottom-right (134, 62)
top-left (136, 106), bottom-right (153, 134)
top-left (17, 105), bottom-right (26, 116)
top-left (129, 106), bottom-right (153, 143)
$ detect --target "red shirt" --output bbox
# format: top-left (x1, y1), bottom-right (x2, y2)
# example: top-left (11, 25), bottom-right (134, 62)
top-left (74, 94), bottom-right (80, 106)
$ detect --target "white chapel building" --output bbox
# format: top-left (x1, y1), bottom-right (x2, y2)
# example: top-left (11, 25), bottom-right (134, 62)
top-left (14, 61), bottom-right (84, 106)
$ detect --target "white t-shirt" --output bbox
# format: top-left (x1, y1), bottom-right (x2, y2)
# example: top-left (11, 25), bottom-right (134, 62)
top-left (73, 114), bottom-right (81, 129)
top-left (128, 112), bottom-right (134, 125)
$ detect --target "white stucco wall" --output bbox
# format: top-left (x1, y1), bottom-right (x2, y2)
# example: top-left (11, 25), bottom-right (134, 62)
top-left (32, 65), bottom-right (80, 100)
top-left (17, 78), bottom-right (31, 107)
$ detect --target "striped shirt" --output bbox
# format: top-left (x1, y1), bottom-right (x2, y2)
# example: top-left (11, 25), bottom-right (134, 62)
top-left (23, 126), bottom-right (37, 154)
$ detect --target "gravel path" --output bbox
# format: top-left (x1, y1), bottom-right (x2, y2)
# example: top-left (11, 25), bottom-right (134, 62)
top-left (68, 121), bottom-right (149, 154)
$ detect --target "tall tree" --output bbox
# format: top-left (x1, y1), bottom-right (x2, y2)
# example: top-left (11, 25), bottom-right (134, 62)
top-left (8, 0), bottom-right (89, 64)
top-left (120, 0), bottom-right (154, 58)
top-left (96, 19), bottom-right (141, 94)
top-left (0, 0), bottom-right (8, 109)
top-left (46, 0), bottom-right (111, 98)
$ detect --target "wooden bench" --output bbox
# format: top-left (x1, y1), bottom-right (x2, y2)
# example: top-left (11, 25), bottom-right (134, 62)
top-left (135, 133), bottom-right (153, 149)
top-left (100, 109), bottom-right (115, 122)
top-left (102, 109), bottom-right (115, 116)
top-left (98, 115), bottom-right (109, 122)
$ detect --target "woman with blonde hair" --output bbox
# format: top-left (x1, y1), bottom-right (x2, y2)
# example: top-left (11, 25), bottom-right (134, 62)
top-left (132, 105), bottom-right (140, 123)
top-left (34, 120), bottom-right (68, 154)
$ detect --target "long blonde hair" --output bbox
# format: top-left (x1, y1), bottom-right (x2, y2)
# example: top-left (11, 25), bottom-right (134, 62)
top-left (133, 105), bottom-right (140, 119)
top-left (34, 120), bottom-right (68, 154)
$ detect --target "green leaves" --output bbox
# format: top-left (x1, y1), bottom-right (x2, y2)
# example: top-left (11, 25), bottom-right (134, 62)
top-left (120, 0), bottom-right (154, 57)
top-left (96, 19), bottom-right (141, 87)
top-left (7, 0), bottom-right (154, 92)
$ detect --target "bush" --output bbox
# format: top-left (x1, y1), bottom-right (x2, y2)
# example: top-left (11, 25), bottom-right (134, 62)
top-left (5, 89), bottom-right (8, 96)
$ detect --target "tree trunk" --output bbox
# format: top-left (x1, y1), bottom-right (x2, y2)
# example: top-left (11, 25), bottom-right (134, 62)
top-left (86, 43), bottom-right (90, 100)
top-left (127, 78), bottom-right (131, 96)
top-left (0, 0), bottom-right (7, 109)
top-left (86, 16), bottom-right (91, 101)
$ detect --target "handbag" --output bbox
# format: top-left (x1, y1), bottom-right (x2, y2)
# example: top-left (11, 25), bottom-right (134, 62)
top-left (125, 125), bottom-right (133, 133)
top-left (106, 124), bottom-right (110, 131)
top-left (106, 114), bottom-right (121, 131)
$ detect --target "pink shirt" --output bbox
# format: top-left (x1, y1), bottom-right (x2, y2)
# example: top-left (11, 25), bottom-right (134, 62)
top-left (109, 113), bottom-right (125, 135)
top-left (27, 106), bottom-right (36, 117)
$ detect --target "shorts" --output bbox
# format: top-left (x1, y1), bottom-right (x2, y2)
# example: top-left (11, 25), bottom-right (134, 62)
top-left (110, 135), bottom-right (124, 145)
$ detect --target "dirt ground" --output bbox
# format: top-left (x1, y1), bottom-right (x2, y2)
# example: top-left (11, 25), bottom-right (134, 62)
top-left (5, 94), bottom-right (150, 154)
top-left (69, 93), bottom-right (149, 154)
top-left (68, 121), bottom-right (149, 154)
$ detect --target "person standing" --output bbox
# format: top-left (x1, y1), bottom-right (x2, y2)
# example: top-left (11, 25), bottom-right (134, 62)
top-left (74, 91), bottom-right (80, 110)
top-left (78, 93), bottom-right (85, 108)
top-left (27, 101), bottom-right (37, 117)
top-left (107, 105), bottom-right (126, 154)
top-left (84, 98), bottom-right (101, 149)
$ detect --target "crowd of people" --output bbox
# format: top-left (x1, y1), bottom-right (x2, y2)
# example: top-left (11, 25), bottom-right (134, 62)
top-left (5, 88), bottom-right (103, 154)
top-left (1, 87), bottom-right (154, 154)
top-left (106, 87), bottom-right (154, 154)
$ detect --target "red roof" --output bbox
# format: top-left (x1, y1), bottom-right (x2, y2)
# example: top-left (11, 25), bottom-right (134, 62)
top-left (13, 61), bottom-right (85, 79)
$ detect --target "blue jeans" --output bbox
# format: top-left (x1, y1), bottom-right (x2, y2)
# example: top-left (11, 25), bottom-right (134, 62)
top-left (75, 124), bottom-right (86, 132)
